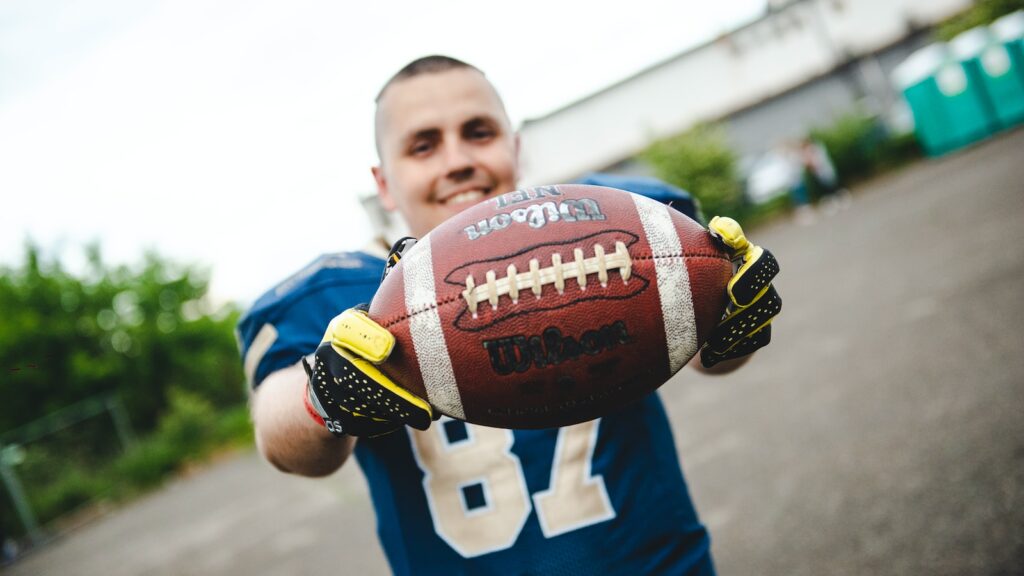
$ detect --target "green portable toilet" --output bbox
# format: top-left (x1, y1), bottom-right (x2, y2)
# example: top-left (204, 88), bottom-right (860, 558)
top-left (952, 25), bottom-right (1024, 129)
top-left (893, 44), bottom-right (961, 155)
top-left (992, 11), bottom-right (1024, 91)
top-left (948, 28), bottom-right (1003, 144)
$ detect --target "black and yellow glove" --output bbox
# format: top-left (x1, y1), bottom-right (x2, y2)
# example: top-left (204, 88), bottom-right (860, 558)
top-left (301, 238), bottom-right (433, 438)
top-left (700, 216), bottom-right (782, 368)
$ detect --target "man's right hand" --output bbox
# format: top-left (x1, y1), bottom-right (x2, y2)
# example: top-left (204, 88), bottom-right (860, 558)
top-left (302, 306), bottom-right (433, 438)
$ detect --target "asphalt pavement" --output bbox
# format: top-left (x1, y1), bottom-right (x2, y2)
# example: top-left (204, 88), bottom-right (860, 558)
top-left (6, 128), bottom-right (1023, 576)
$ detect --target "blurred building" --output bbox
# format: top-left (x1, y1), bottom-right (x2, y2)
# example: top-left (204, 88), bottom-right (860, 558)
top-left (361, 0), bottom-right (973, 237)
top-left (518, 0), bottom-right (972, 186)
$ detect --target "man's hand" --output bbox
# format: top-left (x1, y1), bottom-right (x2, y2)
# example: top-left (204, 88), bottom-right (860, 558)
top-left (700, 216), bottom-right (782, 368)
top-left (302, 307), bottom-right (433, 437)
top-left (302, 237), bottom-right (433, 438)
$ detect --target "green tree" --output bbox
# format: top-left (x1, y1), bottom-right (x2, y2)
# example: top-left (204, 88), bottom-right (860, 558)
top-left (0, 242), bottom-right (245, 437)
top-left (642, 122), bottom-right (744, 219)
top-left (0, 242), bottom-right (250, 539)
top-left (936, 0), bottom-right (1024, 40)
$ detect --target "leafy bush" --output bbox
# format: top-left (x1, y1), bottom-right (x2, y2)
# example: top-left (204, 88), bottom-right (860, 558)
top-left (214, 405), bottom-right (255, 447)
top-left (0, 244), bottom-right (252, 540)
top-left (113, 439), bottom-right (182, 491)
top-left (876, 130), bottom-right (923, 172)
top-left (30, 468), bottom-right (107, 524)
top-left (156, 388), bottom-right (218, 456)
top-left (112, 388), bottom-right (226, 490)
top-left (1, 398), bottom-right (254, 541)
top-left (642, 123), bottom-right (744, 218)
top-left (0, 244), bottom-right (246, 441)
top-left (935, 0), bottom-right (1024, 41)
top-left (809, 112), bottom-right (882, 187)
top-left (808, 112), bottom-right (924, 186)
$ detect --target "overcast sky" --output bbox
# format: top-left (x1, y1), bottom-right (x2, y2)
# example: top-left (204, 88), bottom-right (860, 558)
top-left (0, 0), bottom-right (766, 304)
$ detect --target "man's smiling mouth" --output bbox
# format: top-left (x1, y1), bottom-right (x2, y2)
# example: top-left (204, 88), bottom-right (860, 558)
top-left (439, 187), bottom-right (491, 206)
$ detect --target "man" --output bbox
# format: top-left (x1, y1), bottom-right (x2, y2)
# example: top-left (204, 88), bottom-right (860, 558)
top-left (238, 56), bottom-right (780, 574)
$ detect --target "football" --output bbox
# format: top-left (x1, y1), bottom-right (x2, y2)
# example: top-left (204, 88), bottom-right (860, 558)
top-left (368, 184), bottom-right (732, 429)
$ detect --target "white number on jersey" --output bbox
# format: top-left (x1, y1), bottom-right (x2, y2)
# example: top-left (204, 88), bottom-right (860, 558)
top-left (408, 418), bottom-right (616, 558)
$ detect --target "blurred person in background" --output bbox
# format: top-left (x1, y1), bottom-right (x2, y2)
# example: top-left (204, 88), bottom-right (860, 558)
top-left (799, 137), bottom-right (850, 215)
top-left (782, 139), bottom-right (815, 225)
top-left (237, 56), bottom-right (781, 575)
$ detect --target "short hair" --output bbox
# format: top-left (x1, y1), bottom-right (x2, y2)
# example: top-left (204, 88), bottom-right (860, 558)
top-left (375, 55), bottom-right (481, 103)
top-left (374, 55), bottom-right (508, 161)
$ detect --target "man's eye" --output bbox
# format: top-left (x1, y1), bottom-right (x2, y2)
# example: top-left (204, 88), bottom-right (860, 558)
top-left (467, 126), bottom-right (495, 140)
top-left (410, 141), bottom-right (433, 155)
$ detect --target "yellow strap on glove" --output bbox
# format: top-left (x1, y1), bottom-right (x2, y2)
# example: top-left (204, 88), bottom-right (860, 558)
top-left (324, 308), bottom-right (395, 364)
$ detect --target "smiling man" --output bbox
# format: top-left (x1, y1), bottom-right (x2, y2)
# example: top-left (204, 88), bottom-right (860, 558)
top-left (237, 55), bottom-right (780, 575)
top-left (371, 62), bottom-right (519, 236)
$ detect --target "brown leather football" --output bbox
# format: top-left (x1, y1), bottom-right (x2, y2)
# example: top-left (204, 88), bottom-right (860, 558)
top-left (368, 184), bottom-right (731, 429)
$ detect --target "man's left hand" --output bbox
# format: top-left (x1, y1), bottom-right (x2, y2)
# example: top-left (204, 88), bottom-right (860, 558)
top-left (700, 216), bottom-right (782, 368)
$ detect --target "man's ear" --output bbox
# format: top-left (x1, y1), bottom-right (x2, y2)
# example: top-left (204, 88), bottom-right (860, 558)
top-left (372, 165), bottom-right (397, 211)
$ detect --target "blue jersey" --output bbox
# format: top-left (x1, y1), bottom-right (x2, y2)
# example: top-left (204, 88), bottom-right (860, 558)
top-left (237, 252), bottom-right (387, 388)
top-left (237, 180), bottom-right (714, 575)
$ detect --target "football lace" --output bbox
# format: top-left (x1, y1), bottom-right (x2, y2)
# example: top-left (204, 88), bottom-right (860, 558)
top-left (461, 241), bottom-right (632, 316)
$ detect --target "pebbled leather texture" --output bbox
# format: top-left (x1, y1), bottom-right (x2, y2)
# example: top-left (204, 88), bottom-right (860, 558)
top-left (368, 184), bottom-right (730, 429)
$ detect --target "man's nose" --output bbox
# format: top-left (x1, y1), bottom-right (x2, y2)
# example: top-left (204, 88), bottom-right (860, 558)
top-left (441, 141), bottom-right (475, 181)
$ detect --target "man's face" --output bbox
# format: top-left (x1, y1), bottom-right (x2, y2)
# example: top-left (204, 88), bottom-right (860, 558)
top-left (372, 68), bottom-right (520, 237)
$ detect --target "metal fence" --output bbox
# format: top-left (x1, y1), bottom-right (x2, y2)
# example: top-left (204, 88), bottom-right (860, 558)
top-left (0, 394), bottom-right (134, 553)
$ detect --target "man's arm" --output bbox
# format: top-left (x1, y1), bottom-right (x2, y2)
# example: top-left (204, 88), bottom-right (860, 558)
top-left (251, 362), bottom-right (356, 477)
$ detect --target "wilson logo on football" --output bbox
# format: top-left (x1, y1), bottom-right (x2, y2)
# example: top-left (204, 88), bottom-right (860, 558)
top-left (462, 186), bottom-right (607, 241)
top-left (482, 321), bottom-right (634, 376)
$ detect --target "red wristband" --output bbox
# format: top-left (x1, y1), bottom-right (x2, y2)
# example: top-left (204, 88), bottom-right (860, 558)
top-left (303, 387), bottom-right (326, 427)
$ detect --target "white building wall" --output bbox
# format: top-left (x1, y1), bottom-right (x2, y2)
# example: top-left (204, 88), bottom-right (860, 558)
top-left (519, 0), bottom-right (971, 186)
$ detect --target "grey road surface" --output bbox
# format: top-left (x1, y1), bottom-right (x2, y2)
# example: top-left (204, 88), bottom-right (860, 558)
top-left (7, 129), bottom-right (1024, 576)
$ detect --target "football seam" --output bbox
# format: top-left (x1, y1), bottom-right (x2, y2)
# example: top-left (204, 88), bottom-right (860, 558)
top-left (376, 250), bottom-right (729, 330)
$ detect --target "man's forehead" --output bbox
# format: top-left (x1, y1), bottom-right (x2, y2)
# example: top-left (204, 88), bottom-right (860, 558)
top-left (376, 69), bottom-right (508, 143)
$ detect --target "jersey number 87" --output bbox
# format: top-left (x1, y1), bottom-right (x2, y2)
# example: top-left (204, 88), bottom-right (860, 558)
top-left (409, 418), bottom-right (616, 558)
